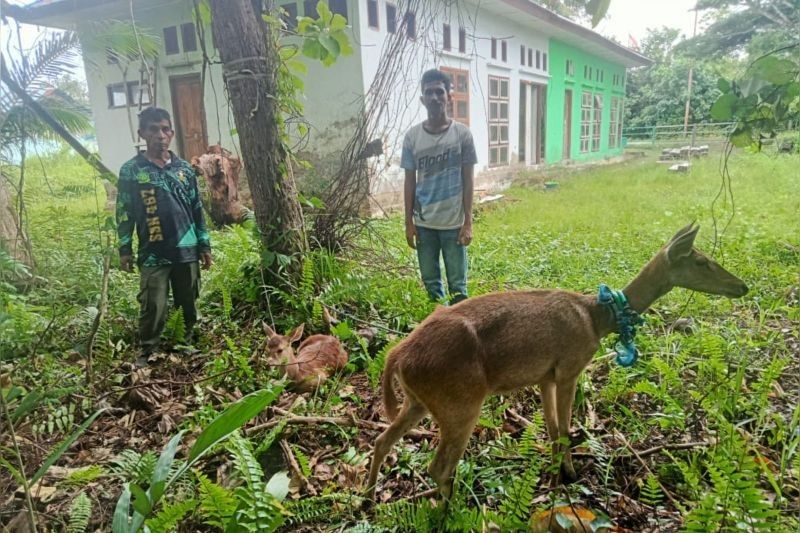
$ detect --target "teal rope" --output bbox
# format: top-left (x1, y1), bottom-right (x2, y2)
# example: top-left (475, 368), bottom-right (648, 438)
top-left (597, 284), bottom-right (645, 367)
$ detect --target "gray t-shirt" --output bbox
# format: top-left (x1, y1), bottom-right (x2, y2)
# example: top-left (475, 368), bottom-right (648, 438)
top-left (400, 121), bottom-right (478, 230)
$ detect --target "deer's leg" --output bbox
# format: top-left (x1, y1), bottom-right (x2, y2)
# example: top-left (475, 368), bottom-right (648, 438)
top-left (428, 403), bottom-right (482, 501)
top-left (540, 380), bottom-right (562, 485)
top-left (555, 376), bottom-right (580, 482)
top-left (365, 399), bottom-right (428, 501)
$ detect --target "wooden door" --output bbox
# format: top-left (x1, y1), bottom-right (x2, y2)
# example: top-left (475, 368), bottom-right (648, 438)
top-left (169, 74), bottom-right (207, 161)
top-left (563, 89), bottom-right (572, 160)
top-left (441, 67), bottom-right (470, 126)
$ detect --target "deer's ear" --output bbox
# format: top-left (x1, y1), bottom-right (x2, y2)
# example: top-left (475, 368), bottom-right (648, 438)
top-left (262, 321), bottom-right (276, 338)
top-left (669, 222), bottom-right (697, 243)
top-left (667, 225), bottom-right (699, 261)
top-left (289, 323), bottom-right (305, 343)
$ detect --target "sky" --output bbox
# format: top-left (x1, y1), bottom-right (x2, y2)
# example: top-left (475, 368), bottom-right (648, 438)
top-left (595, 0), bottom-right (705, 48)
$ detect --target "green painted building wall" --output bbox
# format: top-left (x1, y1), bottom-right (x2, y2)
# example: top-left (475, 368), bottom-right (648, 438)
top-left (545, 39), bottom-right (627, 164)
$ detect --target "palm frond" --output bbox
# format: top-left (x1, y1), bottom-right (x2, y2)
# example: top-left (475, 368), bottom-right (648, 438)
top-left (2, 31), bottom-right (81, 99)
top-left (80, 20), bottom-right (160, 72)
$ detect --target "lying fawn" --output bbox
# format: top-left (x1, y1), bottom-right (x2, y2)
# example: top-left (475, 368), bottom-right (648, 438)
top-left (262, 322), bottom-right (348, 393)
top-left (365, 224), bottom-right (748, 500)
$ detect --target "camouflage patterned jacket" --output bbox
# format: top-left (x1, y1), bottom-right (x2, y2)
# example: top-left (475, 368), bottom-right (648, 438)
top-left (116, 152), bottom-right (210, 267)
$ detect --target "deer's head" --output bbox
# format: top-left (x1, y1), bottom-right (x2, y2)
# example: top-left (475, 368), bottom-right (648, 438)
top-left (262, 322), bottom-right (304, 364)
top-left (663, 224), bottom-right (749, 298)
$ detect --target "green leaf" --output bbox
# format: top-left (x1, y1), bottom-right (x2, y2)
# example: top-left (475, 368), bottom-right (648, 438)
top-left (301, 39), bottom-right (323, 60)
top-left (129, 484), bottom-right (152, 516)
top-left (332, 32), bottom-right (353, 57)
top-left (730, 128), bottom-right (753, 148)
top-left (330, 13), bottom-right (347, 30)
top-left (112, 484), bottom-right (132, 533)
top-left (153, 431), bottom-right (184, 485)
top-left (12, 389), bottom-right (42, 424)
top-left (315, 1), bottom-right (332, 21)
top-left (750, 56), bottom-right (795, 85)
top-left (30, 409), bottom-right (105, 485)
top-left (188, 387), bottom-right (284, 463)
top-left (710, 93), bottom-right (737, 121)
top-left (587, 0), bottom-right (611, 27)
top-left (717, 78), bottom-right (731, 93)
top-left (266, 471), bottom-right (290, 502)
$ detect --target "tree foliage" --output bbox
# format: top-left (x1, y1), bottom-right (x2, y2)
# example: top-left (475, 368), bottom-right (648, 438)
top-left (625, 27), bottom-right (723, 128)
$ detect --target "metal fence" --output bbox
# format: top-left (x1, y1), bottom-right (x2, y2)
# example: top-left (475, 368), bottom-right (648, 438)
top-left (622, 122), bottom-right (736, 146)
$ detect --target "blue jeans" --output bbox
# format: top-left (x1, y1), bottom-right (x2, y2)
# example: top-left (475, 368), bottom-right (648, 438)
top-left (416, 226), bottom-right (468, 304)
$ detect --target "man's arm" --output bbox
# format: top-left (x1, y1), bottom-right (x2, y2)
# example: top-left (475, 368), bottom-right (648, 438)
top-left (404, 169), bottom-right (418, 249)
top-left (458, 164), bottom-right (474, 246)
top-left (190, 171), bottom-right (213, 269)
top-left (116, 171), bottom-right (135, 272)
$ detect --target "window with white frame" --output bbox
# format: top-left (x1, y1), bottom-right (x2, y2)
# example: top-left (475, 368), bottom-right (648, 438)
top-left (488, 76), bottom-right (509, 166)
top-left (385, 3), bottom-right (397, 33)
top-left (609, 97), bottom-right (620, 149)
top-left (592, 94), bottom-right (603, 152)
top-left (580, 91), bottom-right (592, 153)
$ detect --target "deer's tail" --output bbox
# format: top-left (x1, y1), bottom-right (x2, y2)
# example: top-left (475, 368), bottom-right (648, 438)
top-left (381, 350), bottom-right (400, 421)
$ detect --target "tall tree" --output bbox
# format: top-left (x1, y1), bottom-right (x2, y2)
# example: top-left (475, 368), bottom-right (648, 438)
top-left (625, 27), bottom-right (725, 128)
top-left (210, 0), bottom-right (307, 277)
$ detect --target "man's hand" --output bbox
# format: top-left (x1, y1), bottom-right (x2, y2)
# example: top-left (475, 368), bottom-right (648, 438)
top-left (458, 222), bottom-right (473, 246)
top-left (200, 251), bottom-right (213, 270)
top-left (120, 255), bottom-right (134, 273)
top-left (405, 223), bottom-right (418, 249)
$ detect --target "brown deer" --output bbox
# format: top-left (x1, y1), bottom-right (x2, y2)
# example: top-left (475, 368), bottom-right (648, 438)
top-left (365, 224), bottom-right (748, 501)
top-left (262, 322), bottom-right (348, 393)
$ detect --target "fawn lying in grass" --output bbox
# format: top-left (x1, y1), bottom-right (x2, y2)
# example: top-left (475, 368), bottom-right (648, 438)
top-left (262, 322), bottom-right (348, 393)
top-left (365, 224), bottom-right (748, 501)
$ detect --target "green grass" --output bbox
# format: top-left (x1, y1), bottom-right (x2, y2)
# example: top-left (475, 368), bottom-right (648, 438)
top-left (3, 146), bottom-right (799, 531)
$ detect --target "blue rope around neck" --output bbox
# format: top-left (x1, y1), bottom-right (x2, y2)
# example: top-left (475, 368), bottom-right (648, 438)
top-left (597, 284), bottom-right (645, 367)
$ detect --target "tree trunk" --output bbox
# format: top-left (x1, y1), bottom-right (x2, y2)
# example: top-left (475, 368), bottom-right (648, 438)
top-left (0, 174), bottom-right (31, 265)
top-left (210, 0), bottom-right (307, 273)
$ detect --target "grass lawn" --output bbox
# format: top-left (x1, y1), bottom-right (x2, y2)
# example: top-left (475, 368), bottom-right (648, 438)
top-left (2, 147), bottom-right (798, 531)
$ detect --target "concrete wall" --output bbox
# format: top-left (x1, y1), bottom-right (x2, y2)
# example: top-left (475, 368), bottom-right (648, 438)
top-left (546, 38), bottom-right (626, 164)
top-left (78, 1), bottom-right (237, 174)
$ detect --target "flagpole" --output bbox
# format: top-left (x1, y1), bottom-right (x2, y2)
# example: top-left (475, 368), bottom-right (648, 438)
top-left (683, 5), bottom-right (699, 137)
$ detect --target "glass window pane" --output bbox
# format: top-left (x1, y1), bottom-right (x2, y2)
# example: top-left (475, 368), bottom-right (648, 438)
top-left (489, 147), bottom-right (498, 164)
top-left (500, 125), bottom-right (508, 142)
top-left (499, 103), bottom-right (508, 119)
top-left (163, 26), bottom-right (179, 55)
top-left (499, 146), bottom-right (508, 162)
top-left (500, 80), bottom-right (508, 97)
top-left (181, 22), bottom-right (197, 52)
top-left (490, 125), bottom-right (498, 142)
top-left (489, 102), bottom-right (498, 119)
top-left (386, 4), bottom-right (396, 33)
top-left (456, 74), bottom-right (467, 93)
top-left (457, 100), bottom-right (468, 118)
top-left (490, 78), bottom-right (498, 97)
top-left (109, 84), bottom-right (126, 107)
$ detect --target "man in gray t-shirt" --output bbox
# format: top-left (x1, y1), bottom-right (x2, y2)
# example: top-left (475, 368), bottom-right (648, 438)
top-left (401, 69), bottom-right (478, 304)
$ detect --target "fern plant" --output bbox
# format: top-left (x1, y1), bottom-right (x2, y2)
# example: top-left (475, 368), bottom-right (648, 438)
top-left (225, 431), bottom-right (287, 532)
top-left (196, 470), bottom-right (236, 530)
top-left (143, 498), bottom-right (198, 532)
top-left (162, 308), bottom-right (185, 344)
top-left (498, 460), bottom-right (541, 530)
top-left (110, 449), bottom-right (157, 485)
top-left (67, 491), bottom-right (92, 533)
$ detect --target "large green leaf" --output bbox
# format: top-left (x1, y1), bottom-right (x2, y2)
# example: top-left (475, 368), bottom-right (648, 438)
top-left (188, 386), bottom-right (284, 463)
top-left (750, 56), bottom-right (795, 85)
top-left (112, 484), bottom-right (132, 533)
top-left (587, 0), bottom-right (611, 27)
top-left (710, 93), bottom-right (737, 121)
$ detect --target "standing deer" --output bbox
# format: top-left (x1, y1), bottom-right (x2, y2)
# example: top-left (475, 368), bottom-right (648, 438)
top-left (262, 322), bottom-right (348, 393)
top-left (365, 224), bottom-right (748, 501)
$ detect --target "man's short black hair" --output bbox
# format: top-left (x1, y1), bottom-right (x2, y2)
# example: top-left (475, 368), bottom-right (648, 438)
top-left (138, 107), bottom-right (172, 130)
top-left (420, 69), bottom-right (452, 93)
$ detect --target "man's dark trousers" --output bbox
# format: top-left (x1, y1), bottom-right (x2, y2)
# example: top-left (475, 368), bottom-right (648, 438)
top-left (138, 262), bottom-right (199, 351)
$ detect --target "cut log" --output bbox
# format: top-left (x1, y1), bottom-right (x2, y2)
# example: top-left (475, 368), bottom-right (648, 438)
top-left (191, 145), bottom-right (248, 226)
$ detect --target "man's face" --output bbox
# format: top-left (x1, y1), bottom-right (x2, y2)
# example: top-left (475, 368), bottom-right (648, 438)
top-left (138, 119), bottom-right (174, 152)
top-left (420, 80), bottom-right (450, 117)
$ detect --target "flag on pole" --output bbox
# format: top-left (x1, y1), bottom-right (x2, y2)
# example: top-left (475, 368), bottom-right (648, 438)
top-left (628, 34), bottom-right (640, 51)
